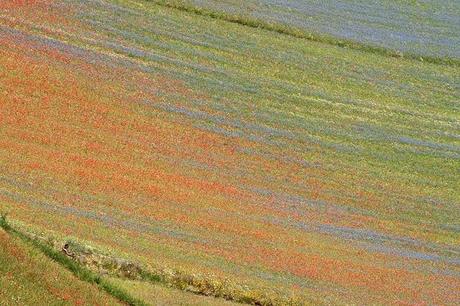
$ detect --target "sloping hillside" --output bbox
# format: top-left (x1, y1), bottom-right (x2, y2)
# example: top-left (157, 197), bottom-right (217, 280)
top-left (0, 0), bottom-right (459, 304)
top-left (160, 0), bottom-right (460, 59)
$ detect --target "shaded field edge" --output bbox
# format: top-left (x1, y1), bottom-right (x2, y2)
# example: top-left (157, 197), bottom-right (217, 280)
top-left (0, 215), bottom-right (306, 306)
top-left (146, 0), bottom-right (460, 67)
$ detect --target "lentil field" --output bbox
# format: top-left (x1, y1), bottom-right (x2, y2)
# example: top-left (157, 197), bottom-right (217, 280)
top-left (0, 0), bottom-right (459, 305)
top-left (171, 0), bottom-right (460, 59)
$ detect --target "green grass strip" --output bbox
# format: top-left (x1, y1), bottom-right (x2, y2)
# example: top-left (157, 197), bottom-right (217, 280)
top-left (0, 215), bottom-right (148, 306)
top-left (146, 0), bottom-right (460, 67)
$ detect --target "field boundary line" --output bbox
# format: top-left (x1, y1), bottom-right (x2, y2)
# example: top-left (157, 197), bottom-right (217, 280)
top-left (0, 214), bottom-right (147, 306)
top-left (0, 214), bottom-right (307, 305)
top-left (143, 0), bottom-right (459, 67)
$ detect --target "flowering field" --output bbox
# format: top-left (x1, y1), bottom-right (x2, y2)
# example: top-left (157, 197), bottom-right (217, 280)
top-left (0, 0), bottom-right (459, 304)
top-left (164, 0), bottom-right (460, 59)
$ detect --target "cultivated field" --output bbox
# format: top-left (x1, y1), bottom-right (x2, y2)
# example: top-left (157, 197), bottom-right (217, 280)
top-left (0, 0), bottom-right (459, 305)
top-left (0, 227), bottom-right (122, 305)
top-left (155, 0), bottom-right (460, 60)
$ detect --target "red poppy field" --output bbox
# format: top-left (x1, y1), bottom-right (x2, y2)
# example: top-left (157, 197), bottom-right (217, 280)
top-left (1, 0), bottom-right (459, 304)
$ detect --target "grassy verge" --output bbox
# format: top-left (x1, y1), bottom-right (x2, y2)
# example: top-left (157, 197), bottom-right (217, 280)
top-left (0, 214), bottom-right (147, 306)
top-left (107, 277), bottom-right (239, 305)
top-left (147, 0), bottom-right (459, 67)
top-left (139, 269), bottom-right (304, 305)
top-left (47, 236), bottom-right (305, 305)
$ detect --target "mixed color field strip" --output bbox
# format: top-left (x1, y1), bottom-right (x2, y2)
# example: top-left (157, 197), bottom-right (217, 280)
top-left (159, 0), bottom-right (460, 59)
top-left (0, 0), bottom-right (459, 304)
